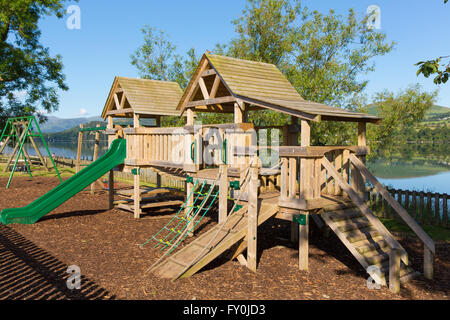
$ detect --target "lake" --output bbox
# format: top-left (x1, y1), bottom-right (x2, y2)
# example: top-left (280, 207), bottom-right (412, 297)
top-left (2, 141), bottom-right (449, 194)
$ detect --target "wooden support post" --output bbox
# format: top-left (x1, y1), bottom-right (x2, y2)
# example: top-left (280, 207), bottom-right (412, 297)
top-left (76, 124), bottom-right (83, 173)
top-left (234, 102), bottom-right (244, 124)
top-left (289, 116), bottom-right (299, 146)
top-left (300, 120), bottom-right (311, 199)
top-left (299, 213), bottom-right (309, 271)
top-left (280, 157), bottom-right (288, 200)
top-left (29, 135), bottom-right (49, 171)
top-left (186, 108), bottom-right (194, 126)
top-left (389, 248), bottom-right (401, 294)
top-left (219, 164), bottom-right (228, 224)
top-left (91, 124), bottom-right (100, 194)
top-left (133, 113), bottom-right (140, 128)
top-left (186, 180), bottom-right (194, 237)
top-left (247, 163), bottom-right (258, 272)
top-left (134, 168), bottom-right (141, 219)
top-left (357, 122), bottom-right (367, 200)
top-left (424, 245), bottom-right (434, 280)
top-left (108, 170), bottom-right (114, 210)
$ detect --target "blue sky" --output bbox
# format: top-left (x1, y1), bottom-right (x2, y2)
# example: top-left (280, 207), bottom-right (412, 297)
top-left (38, 0), bottom-right (450, 118)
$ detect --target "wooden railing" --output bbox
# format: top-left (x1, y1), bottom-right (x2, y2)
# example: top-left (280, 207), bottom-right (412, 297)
top-left (123, 127), bottom-right (189, 169)
top-left (277, 146), bottom-right (370, 207)
top-left (348, 154), bottom-right (435, 279)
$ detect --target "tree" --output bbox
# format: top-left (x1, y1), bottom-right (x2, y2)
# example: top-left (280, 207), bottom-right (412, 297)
top-left (415, 0), bottom-right (448, 84)
top-left (131, 26), bottom-right (200, 126)
top-left (215, 0), bottom-right (395, 145)
top-left (365, 84), bottom-right (437, 156)
top-left (0, 0), bottom-right (72, 128)
top-left (131, 26), bottom-right (199, 90)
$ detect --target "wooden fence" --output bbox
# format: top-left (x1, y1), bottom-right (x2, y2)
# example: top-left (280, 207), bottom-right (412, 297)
top-left (369, 187), bottom-right (449, 229)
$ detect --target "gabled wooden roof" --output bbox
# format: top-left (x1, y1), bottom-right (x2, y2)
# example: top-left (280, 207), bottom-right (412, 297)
top-left (177, 54), bottom-right (381, 123)
top-left (101, 76), bottom-right (183, 119)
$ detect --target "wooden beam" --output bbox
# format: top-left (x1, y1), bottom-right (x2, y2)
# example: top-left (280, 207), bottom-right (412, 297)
top-left (299, 214), bottom-right (309, 271)
top-left (198, 77), bottom-right (210, 99)
top-left (219, 164), bottom-right (228, 224)
top-left (180, 58), bottom-right (209, 112)
top-left (358, 122), bottom-right (367, 147)
top-left (106, 108), bottom-right (134, 116)
top-left (113, 93), bottom-right (121, 110)
top-left (134, 169), bottom-right (141, 219)
top-left (234, 102), bottom-right (243, 124)
top-left (236, 95), bottom-right (320, 122)
top-left (247, 164), bottom-right (258, 272)
top-left (76, 124), bottom-right (83, 173)
top-left (133, 113), bottom-right (140, 128)
top-left (200, 69), bottom-right (217, 77)
top-left (186, 96), bottom-right (236, 108)
top-left (91, 124), bottom-right (101, 194)
top-left (120, 92), bottom-right (126, 109)
top-left (108, 170), bottom-right (114, 210)
top-left (186, 108), bottom-right (194, 126)
top-left (210, 75), bottom-right (221, 98)
top-left (389, 248), bottom-right (401, 293)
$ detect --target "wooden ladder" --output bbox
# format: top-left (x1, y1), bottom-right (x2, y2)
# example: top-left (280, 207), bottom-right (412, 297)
top-left (151, 202), bottom-right (278, 280)
top-left (322, 208), bottom-right (418, 286)
top-left (321, 155), bottom-right (435, 286)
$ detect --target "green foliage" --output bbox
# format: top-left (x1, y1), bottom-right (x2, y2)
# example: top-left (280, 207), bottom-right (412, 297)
top-left (130, 26), bottom-right (199, 90)
top-left (216, 0), bottom-right (395, 145)
top-left (0, 0), bottom-right (73, 128)
top-left (415, 57), bottom-right (450, 84)
top-left (415, 1), bottom-right (448, 84)
top-left (365, 84), bottom-right (437, 154)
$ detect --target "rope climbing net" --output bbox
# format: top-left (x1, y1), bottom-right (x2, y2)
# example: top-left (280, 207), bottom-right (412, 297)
top-left (140, 173), bottom-right (221, 257)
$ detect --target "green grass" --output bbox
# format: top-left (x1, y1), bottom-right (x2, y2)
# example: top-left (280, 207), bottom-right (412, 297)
top-left (379, 217), bottom-right (450, 242)
top-left (0, 163), bottom-right (76, 179)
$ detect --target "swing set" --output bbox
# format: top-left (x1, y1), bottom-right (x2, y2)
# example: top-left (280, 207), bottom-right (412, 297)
top-left (0, 116), bottom-right (62, 188)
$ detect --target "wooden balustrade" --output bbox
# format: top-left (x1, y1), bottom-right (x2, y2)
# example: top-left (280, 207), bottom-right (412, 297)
top-left (122, 127), bottom-right (188, 169)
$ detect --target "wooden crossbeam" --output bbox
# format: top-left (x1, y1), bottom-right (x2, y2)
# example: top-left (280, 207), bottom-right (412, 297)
top-left (186, 96), bottom-right (236, 108)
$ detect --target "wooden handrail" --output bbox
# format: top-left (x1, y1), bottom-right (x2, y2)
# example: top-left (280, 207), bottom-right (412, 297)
top-left (349, 153), bottom-right (435, 254)
top-left (321, 157), bottom-right (410, 265)
top-left (233, 145), bottom-right (369, 158)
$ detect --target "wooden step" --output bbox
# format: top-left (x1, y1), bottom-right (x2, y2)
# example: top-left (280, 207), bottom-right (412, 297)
top-left (345, 227), bottom-right (381, 243)
top-left (375, 262), bottom-right (418, 284)
top-left (364, 252), bottom-right (390, 265)
top-left (336, 217), bottom-right (372, 232)
top-left (354, 238), bottom-right (389, 254)
top-left (327, 209), bottom-right (364, 222)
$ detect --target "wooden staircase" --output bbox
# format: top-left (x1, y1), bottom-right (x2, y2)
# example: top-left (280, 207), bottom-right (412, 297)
top-left (151, 202), bottom-right (278, 280)
top-left (321, 207), bottom-right (418, 286)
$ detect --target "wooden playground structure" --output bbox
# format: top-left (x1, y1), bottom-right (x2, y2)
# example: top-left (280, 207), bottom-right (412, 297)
top-left (0, 54), bottom-right (435, 294)
top-left (98, 53), bottom-right (435, 292)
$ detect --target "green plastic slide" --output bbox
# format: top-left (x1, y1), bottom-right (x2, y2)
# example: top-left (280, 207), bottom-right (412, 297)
top-left (0, 139), bottom-right (126, 225)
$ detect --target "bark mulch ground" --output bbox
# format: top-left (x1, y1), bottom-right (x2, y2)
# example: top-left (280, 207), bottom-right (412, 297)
top-left (0, 176), bottom-right (448, 300)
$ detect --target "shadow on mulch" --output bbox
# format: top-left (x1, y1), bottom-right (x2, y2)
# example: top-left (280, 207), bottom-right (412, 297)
top-left (0, 225), bottom-right (115, 300)
top-left (40, 209), bottom-right (106, 222)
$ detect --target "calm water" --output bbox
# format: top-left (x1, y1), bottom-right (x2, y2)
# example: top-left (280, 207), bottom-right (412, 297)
top-left (2, 141), bottom-right (449, 194)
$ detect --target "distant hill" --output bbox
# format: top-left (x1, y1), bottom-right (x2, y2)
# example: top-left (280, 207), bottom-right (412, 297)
top-left (365, 104), bottom-right (450, 121)
top-left (40, 117), bottom-right (158, 141)
top-left (39, 116), bottom-right (104, 133)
